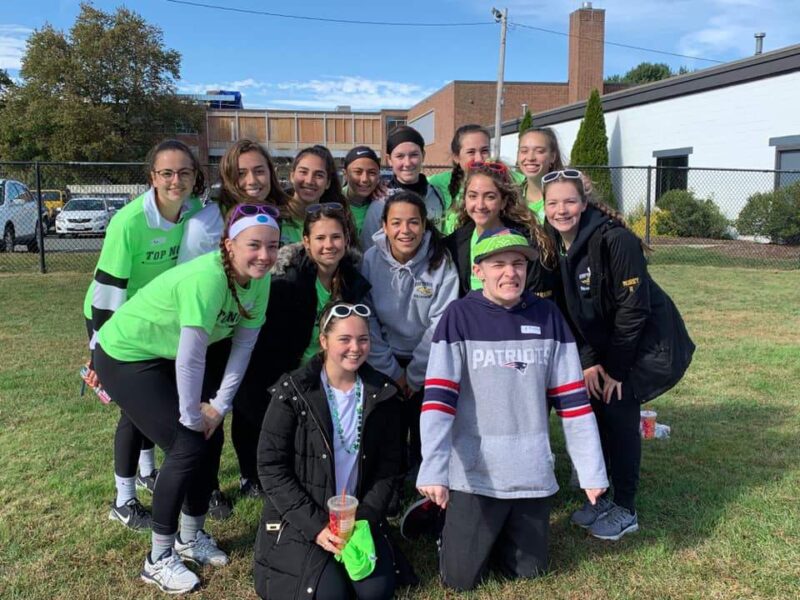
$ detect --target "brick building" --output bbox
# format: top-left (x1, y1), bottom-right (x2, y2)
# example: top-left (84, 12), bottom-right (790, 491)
top-left (407, 3), bottom-right (625, 164)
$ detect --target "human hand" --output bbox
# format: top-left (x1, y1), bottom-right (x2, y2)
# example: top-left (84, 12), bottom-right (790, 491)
top-left (200, 404), bottom-right (223, 440)
top-left (374, 179), bottom-right (389, 200)
top-left (583, 364), bottom-right (606, 400)
top-left (417, 485), bottom-right (449, 509)
top-left (602, 374), bottom-right (623, 404)
top-left (82, 361), bottom-right (100, 388)
top-left (584, 487), bottom-right (607, 505)
top-left (315, 526), bottom-right (346, 555)
top-left (396, 373), bottom-right (411, 398)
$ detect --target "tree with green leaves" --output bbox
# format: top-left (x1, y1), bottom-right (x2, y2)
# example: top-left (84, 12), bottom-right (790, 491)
top-left (518, 108), bottom-right (533, 137)
top-left (0, 3), bottom-right (202, 162)
top-left (570, 88), bottom-right (616, 208)
top-left (606, 62), bottom-right (691, 85)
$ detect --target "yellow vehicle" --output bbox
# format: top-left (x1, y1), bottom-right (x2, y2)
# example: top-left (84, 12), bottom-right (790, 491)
top-left (39, 189), bottom-right (68, 230)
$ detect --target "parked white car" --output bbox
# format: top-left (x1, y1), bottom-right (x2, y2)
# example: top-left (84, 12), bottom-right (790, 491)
top-left (55, 197), bottom-right (119, 237)
top-left (0, 179), bottom-right (40, 252)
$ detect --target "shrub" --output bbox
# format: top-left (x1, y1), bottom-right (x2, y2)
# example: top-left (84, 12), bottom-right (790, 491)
top-left (629, 207), bottom-right (673, 239)
top-left (737, 181), bottom-right (800, 245)
top-left (655, 189), bottom-right (730, 239)
top-left (571, 89), bottom-right (616, 208)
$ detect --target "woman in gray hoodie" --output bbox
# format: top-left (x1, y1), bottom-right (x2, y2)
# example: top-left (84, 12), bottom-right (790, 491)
top-left (360, 191), bottom-right (460, 468)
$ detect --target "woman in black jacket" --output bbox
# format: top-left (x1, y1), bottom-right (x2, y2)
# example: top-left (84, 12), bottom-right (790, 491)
top-left (543, 169), bottom-right (695, 542)
top-left (234, 205), bottom-right (371, 497)
top-left (255, 302), bottom-right (406, 600)
top-left (444, 161), bottom-right (558, 300)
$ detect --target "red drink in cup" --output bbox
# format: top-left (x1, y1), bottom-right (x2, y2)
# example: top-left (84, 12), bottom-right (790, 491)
top-left (327, 495), bottom-right (358, 542)
top-left (640, 410), bottom-right (657, 439)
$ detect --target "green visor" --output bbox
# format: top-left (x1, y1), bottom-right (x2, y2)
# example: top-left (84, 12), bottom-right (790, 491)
top-left (473, 227), bottom-right (536, 264)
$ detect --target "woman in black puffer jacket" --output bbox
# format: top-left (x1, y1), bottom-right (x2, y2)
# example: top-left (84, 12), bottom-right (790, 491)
top-left (254, 303), bottom-right (408, 600)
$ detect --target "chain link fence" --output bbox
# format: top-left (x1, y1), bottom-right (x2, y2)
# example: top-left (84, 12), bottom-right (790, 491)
top-left (1, 162), bottom-right (798, 274)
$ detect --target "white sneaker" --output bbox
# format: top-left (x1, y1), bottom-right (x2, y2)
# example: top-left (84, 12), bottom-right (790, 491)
top-left (175, 530), bottom-right (229, 567)
top-left (141, 549), bottom-right (200, 595)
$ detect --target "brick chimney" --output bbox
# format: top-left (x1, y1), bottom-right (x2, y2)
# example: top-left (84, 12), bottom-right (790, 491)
top-left (568, 2), bottom-right (605, 104)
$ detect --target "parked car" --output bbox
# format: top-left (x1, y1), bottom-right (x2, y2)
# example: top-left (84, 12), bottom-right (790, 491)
top-left (55, 197), bottom-right (119, 237)
top-left (0, 179), bottom-right (41, 252)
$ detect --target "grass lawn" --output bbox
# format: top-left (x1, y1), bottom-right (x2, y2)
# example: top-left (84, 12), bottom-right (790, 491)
top-left (1, 265), bottom-right (799, 599)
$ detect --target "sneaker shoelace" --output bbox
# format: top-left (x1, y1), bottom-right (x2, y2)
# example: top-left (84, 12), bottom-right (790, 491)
top-left (604, 506), bottom-right (631, 526)
top-left (127, 498), bottom-right (149, 518)
top-left (159, 552), bottom-right (191, 584)
top-left (193, 531), bottom-right (220, 554)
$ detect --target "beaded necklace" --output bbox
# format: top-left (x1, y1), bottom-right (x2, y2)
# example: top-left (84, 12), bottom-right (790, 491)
top-left (321, 371), bottom-right (364, 455)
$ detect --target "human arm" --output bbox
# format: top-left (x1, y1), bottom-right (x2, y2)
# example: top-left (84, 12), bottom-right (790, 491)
top-left (177, 207), bottom-right (221, 264)
top-left (175, 326), bottom-right (210, 432)
top-left (603, 230), bottom-right (652, 382)
top-left (547, 313), bottom-right (608, 492)
top-left (89, 218), bottom-right (132, 350)
top-left (257, 376), bottom-right (329, 541)
top-left (361, 257), bottom-right (404, 382)
top-left (208, 325), bottom-right (260, 417)
top-left (406, 262), bottom-right (460, 391)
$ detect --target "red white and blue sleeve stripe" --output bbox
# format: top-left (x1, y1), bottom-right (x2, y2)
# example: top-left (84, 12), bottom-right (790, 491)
top-left (547, 380), bottom-right (593, 418)
top-left (422, 378), bottom-right (459, 416)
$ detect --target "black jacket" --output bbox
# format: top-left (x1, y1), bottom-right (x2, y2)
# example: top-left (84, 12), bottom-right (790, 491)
top-left (444, 219), bottom-right (559, 301)
top-left (553, 205), bottom-right (695, 403)
top-left (254, 358), bottom-right (406, 599)
top-left (237, 243), bottom-right (371, 423)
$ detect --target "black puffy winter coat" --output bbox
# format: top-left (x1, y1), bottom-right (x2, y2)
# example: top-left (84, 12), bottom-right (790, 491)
top-left (254, 357), bottom-right (406, 599)
top-left (552, 205), bottom-right (695, 403)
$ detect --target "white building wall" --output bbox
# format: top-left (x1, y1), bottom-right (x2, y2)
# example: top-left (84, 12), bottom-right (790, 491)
top-left (499, 72), bottom-right (800, 218)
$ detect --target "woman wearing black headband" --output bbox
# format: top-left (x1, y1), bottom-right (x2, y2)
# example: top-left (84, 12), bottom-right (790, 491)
top-left (361, 125), bottom-right (446, 250)
top-left (342, 145), bottom-right (385, 248)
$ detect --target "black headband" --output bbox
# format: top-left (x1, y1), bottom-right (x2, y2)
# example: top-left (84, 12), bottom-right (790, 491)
top-left (386, 127), bottom-right (425, 155)
top-left (344, 146), bottom-right (381, 169)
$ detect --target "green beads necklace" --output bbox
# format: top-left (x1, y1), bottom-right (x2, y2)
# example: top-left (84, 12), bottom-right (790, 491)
top-left (322, 372), bottom-right (364, 455)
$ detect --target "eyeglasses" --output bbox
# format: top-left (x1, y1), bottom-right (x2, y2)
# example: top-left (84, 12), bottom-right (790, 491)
top-left (542, 169), bottom-right (583, 186)
top-left (467, 160), bottom-right (508, 175)
top-left (321, 303), bottom-right (371, 332)
top-left (229, 203), bottom-right (280, 222)
top-left (306, 202), bottom-right (344, 215)
top-left (153, 169), bottom-right (196, 182)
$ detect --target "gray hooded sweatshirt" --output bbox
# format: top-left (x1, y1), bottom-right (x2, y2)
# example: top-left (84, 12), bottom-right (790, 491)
top-left (360, 229), bottom-right (460, 390)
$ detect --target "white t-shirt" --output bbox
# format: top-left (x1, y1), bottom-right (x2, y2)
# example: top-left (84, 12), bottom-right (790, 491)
top-left (178, 202), bottom-right (224, 264)
top-left (321, 370), bottom-right (361, 496)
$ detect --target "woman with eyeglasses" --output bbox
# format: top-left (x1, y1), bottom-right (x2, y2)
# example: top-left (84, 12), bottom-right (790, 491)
top-left (236, 202), bottom-right (370, 486)
top-left (177, 140), bottom-right (291, 512)
top-left (255, 302), bottom-right (408, 600)
top-left (361, 126), bottom-right (447, 250)
top-left (81, 140), bottom-right (205, 533)
top-left (93, 207), bottom-right (280, 594)
top-left (543, 169), bottom-right (694, 542)
top-left (360, 190), bottom-right (459, 469)
top-left (444, 161), bottom-right (559, 300)
top-left (283, 145), bottom-right (355, 246)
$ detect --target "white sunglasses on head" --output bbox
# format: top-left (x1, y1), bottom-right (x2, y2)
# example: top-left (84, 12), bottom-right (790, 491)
top-left (321, 303), bottom-right (371, 332)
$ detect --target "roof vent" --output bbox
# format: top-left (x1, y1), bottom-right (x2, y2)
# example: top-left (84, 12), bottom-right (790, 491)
top-left (754, 32), bottom-right (765, 55)
top-left (581, 2), bottom-right (593, 8)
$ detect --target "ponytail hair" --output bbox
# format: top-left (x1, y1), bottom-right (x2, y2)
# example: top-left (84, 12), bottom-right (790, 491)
top-left (461, 163), bottom-right (557, 269)
top-left (381, 190), bottom-right (449, 273)
top-left (219, 211), bottom-right (252, 319)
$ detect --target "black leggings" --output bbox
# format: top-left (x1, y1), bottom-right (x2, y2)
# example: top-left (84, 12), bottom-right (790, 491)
top-left (590, 383), bottom-right (641, 513)
top-left (86, 317), bottom-right (155, 477)
top-left (95, 345), bottom-right (223, 535)
top-left (314, 529), bottom-right (396, 600)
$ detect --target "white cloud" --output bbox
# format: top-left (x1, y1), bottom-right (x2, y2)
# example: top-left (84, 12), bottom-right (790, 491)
top-left (0, 25), bottom-right (32, 70)
top-left (267, 76), bottom-right (437, 110)
top-left (177, 78), bottom-right (269, 94)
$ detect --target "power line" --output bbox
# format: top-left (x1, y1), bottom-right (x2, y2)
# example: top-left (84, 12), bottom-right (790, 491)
top-left (509, 22), bottom-right (723, 64)
top-left (165, 0), bottom-right (494, 27)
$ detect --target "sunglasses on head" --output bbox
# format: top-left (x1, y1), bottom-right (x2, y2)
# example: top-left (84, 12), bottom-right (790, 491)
top-left (321, 303), bottom-right (371, 332)
top-left (542, 169), bottom-right (583, 186)
top-left (306, 202), bottom-right (344, 215)
top-left (230, 203), bottom-right (280, 222)
top-left (467, 160), bottom-right (509, 175)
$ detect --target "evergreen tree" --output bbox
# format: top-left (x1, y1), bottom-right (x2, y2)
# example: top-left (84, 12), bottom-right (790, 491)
top-left (518, 109), bottom-right (533, 137)
top-left (570, 88), bottom-right (616, 208)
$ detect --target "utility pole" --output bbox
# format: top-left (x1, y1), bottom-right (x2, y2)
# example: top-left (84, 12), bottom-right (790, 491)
top-left (492, 7), bottom-right (508, 159)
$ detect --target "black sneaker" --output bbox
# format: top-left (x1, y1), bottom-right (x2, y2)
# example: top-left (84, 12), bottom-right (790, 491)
top-left (135, 469), bottom-right (159, 495)
top-left (400, 498), bottom-right (445, 541)
top-left (108, 498), bottom-right (151, 532)
top-left (239, 477), bottom-right (265, 499)
top-left (207, 489), bottom-right (233, 520)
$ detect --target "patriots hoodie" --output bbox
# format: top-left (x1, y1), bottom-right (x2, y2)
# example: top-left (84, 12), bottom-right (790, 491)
top-left (361, 229), bottom-right (460, 390)
top-left (417, 290), bottom-right (608, 499)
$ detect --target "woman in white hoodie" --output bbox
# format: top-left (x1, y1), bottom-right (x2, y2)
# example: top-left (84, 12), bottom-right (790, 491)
top-left (361, 190), bottom-right (460, 468)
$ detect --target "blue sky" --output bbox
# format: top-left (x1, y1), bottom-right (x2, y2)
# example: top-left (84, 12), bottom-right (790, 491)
top-left (2, 0), bottom-right (799, 110)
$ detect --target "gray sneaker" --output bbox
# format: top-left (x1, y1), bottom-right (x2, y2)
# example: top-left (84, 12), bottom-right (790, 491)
top-left (590, 505), bottom-right (639, 540)
top-left (570, 496), bottom-right (614, 528)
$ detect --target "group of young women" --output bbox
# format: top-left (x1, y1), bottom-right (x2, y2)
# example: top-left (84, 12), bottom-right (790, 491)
top-left (81, 123), bottom-right (693, 597)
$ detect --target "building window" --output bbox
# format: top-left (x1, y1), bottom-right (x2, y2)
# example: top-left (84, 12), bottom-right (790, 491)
top-left (653, 147), bottom-right (692, 200)
top-left (386, 116), bottom-right (406, 137)
top-left (776, 148), bottom-right (800, 189)
top-left (408, 110), bottom-right (435, 145)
